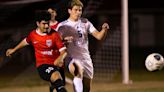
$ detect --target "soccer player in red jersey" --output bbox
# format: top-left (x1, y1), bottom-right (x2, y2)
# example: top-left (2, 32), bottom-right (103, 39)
top-left (6, 10), bottom-right (67, 92)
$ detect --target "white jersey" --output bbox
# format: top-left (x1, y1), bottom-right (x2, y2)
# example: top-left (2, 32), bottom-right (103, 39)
top-left (57, 18), bottom-right (97, 79)
top-left (56, 18), bottom-right (97, 61)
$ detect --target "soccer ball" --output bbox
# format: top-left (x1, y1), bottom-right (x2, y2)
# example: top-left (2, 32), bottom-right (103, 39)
top-left (145, 53), bottom-right (164, 71)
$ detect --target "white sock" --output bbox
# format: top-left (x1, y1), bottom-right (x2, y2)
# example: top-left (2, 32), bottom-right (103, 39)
top-left (73, 77), bottom-right (83, 92)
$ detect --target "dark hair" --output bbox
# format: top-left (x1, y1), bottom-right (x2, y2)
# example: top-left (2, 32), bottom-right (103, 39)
top-left (48, 7), bottom-right (57, 11)
top-left (68, 0), bottom-right (83, 9)
top-left (35, 10), bottom-right (51, 22)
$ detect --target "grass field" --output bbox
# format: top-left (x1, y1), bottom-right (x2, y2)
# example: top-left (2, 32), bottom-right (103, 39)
top-left (1, 81), bottom-right (164, 92)
top-left (1, 49), bottom-right (164, 92)
top-left (0, 64), bottom-right (164, 92)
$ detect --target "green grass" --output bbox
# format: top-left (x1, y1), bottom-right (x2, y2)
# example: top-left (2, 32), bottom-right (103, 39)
top-left (1, 47), bottom-right (164, 92)
top-left (0, 63), bottom-right (164, 92)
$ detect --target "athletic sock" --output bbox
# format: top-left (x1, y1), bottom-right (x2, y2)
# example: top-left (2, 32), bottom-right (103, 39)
top-left (51, 79), bottom-right (67, 92)
top-left (73, 77), bottom-right (83, 92)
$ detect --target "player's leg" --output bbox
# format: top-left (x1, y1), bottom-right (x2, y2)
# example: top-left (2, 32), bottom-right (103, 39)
top-left (59, 67), bottom-right (66, 85)
top-left (50, 71), bottom-right (67, 92)
top-left (83, 77), bottom-right (92, 92)
top-left (50, 67), bottom-right (65, 92)
top-left (82, 59), bottom-right (94, 92)
top-left (67, 59), bottom-right (84, 92)
top-left (37, 64), bottom-right (67, 92)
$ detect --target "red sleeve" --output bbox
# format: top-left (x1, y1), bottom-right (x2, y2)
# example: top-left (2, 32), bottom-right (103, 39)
top-left (26, 31), bottom-right (33, 45)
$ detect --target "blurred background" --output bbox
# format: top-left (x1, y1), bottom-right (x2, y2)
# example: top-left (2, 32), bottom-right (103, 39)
top-left (0, 0), bottom-right (164, 91)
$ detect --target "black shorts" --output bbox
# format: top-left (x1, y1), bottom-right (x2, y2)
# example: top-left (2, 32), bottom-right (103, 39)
top-left (37, 64), bottom-right (65, 83)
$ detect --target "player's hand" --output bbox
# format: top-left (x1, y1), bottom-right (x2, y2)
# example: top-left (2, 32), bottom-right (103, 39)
top-left (102, 23), bottom-right (109, 30)
top-left (54, 60), bottom-right (63, 67)
top-left (54, 51), bottom-right (67, 67)
top-left (6, 48), bottom-right (15, 57)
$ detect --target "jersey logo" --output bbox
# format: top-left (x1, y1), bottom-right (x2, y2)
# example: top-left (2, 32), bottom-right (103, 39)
top-left (33, 41), bottom-right (38, 44)
top-left (46, 39), bottom-right (52, 47)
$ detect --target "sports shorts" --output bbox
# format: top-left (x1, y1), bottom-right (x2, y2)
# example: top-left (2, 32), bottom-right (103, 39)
top-left (37, 64), bottom-right (65, 84)
top-left (64, 57), bottom-right (94, 79)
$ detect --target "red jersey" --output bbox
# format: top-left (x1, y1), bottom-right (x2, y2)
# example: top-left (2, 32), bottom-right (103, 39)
top-left (26, 29), bottom-right (66, 67)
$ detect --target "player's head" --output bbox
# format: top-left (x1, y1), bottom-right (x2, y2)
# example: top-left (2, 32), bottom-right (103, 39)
top-left (68, 0), bottom-right (83, 21)
top-left (35, 10), bottom-right (51, 33)
top-left (48, 7), bottom-right (57, 20)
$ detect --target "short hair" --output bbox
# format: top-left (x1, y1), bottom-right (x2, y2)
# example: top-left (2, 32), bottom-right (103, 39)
top-left (68, 0), bottom-right (83, 9)
top-left (35, 10), bottom-right (51, 22)
top-left (47, 7), bottom-right (57, 14)
top-left (48, 7), bottom-right (57, 12)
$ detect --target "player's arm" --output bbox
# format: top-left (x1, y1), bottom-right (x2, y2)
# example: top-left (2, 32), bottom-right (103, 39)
top-left (54, 49), bottom-right (67, 67)
top-left (91, 23), bottom-right (109, 41)
top-left (53, 32), bottom-right (67, 67)
top-left (6, 38), bottom-right (29, 57)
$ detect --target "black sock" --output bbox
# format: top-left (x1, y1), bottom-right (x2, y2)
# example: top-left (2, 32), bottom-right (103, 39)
top-left (51, 79), bottom-right (67, 92)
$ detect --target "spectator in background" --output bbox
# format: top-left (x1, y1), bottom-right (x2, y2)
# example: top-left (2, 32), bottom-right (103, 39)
top-left (48, 7), bottom-right (59, 30)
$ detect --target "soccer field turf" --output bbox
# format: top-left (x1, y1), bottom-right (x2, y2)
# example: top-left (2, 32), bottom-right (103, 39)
top-left (0, 57), bottom-right (164, 92)
top-left (1, 81), bottom-right (164, 92)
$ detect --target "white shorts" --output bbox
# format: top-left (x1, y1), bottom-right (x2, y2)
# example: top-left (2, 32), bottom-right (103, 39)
top-left (66, 57), bottom-right (94, 79)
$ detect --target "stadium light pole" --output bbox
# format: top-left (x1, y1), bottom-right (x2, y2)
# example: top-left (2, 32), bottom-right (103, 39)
top-left (121, 0), bottom-right (130, 84)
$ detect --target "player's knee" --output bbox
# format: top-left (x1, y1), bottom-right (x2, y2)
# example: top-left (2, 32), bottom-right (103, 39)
top-left (50, 71), bottom-right (62, 82)
top-left (73, 62), bottom-right (83, 78)
top-left (51, 79), bottom-right (67, 92)
top-left (73, 62), bottom-right (78, 76)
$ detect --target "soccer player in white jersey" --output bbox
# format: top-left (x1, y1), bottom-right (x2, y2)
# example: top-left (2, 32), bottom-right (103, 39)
top-left (56, 0), bottom-right (109, 92)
